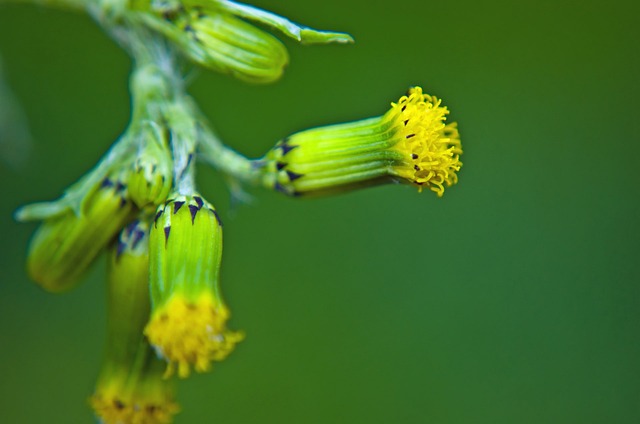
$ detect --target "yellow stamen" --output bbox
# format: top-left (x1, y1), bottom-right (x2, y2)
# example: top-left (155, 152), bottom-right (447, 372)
top-left (145, 293), bottom-right (244, 378)
top-left (385, 86), bottom-right (462, 196)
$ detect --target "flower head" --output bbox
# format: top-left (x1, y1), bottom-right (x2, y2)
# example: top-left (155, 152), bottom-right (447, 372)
top-left (145, 291), bottom-right (243, 378)
top-left (259, 86), bottom-right (462, 197)
top-left (145, 195), bottom-right (243, 378)
top-left (91, 219), bottom-right (179, 424)
top-left (27, 174), bottom-right (135, 292)
top-left (383, 87), bottom-right (462, 194)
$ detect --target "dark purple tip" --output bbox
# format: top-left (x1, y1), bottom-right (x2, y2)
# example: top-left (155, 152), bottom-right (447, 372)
top-left (189, 204), bottom-right (199, 224)
top-left (194, 196), bottom-right (204, 209)
top-left (286, 170), bottom-right (303, 181)
top-left (131, 229), bottom-right (145, 250)
top-left (279, 142), bottom-right (298, 156)
top-left (100, 178), bottom-right (114, 189)
top-left (116, 240), bottom-right (127, 259)
top-left (210, 208), bottom-right (223, 227)
top-left (173, 201), bottom-right (185, 214)
top-left (125, 220), bottom-right (138, 237)
top-left (154, 209), bottom-right (163, 228)
top-left (164, 225), bottom-right (171, 246)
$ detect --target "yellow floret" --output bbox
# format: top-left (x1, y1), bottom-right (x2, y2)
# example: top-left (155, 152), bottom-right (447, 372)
top-left (385, 86), bottom-right (462, 196)
top-left (90, 380), bottom-right (179, 424)
top-left (145, 293), bottom-right (244, 378)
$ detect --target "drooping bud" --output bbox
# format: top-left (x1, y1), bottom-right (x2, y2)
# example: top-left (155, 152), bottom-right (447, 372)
top-left (259, 86), bottom-right (462, 197)
top-left (145, 194), bottom-right (243, 378)
top-left (26, 174), bottom-right (135, 292)
top-left (91, 219), bottom-right (179, 424)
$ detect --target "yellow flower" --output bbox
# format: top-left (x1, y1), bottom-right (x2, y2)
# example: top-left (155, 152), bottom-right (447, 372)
top-left (91, 366), bottom-right (179, 424)
top-left (260, 86), bottom-right (462, 197)
top-left (145, 195), bottom-right (243, 378)
top-left (145, 292), bottom-right (244, 378)
top-left (91, 219), bottom-right (179, 424)
top-left (384, 87), bottom-right (462, 195)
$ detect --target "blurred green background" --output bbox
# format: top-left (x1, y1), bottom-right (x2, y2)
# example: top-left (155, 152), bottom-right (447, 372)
top-left (0, 0), bottom-right (639, 423)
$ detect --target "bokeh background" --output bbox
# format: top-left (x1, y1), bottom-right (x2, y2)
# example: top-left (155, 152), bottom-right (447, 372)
top-left (1, 0), bottom-right (639, 423)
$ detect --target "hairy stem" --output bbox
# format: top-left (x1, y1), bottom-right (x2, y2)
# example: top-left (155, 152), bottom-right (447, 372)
top-left (198, 129), bottom-right (262, 186)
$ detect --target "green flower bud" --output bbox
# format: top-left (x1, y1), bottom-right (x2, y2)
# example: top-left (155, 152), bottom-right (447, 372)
top-left (91, 219), bottom-right (179, 424)
top-left (145, 194), bottom-right (243, 378)
top-left (143, 8), bottom-right (288, 84)
top-left (129, 123), bottom-right (173, 208)
top-left (132, 0), bottom-right (354, 84)
top-left (26, 175), bottom-right (135, 292)
top-left (259, 87), bottom-right (463, 197)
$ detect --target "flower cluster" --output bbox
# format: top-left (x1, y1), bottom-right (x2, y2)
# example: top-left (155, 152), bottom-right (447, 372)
top-left (24, 131), bottom-right (241, 423)
top-left (14, 1), bottom-right (462, 423)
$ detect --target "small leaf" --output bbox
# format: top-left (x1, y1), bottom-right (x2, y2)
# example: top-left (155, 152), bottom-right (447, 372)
top-left (217, 0), bottom-right (354, 45)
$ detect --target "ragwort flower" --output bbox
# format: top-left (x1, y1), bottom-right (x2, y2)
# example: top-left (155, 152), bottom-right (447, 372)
top-left (260, 86), bottom-right (462, 197)
top-left (144, 194), bottom-right (244, 378)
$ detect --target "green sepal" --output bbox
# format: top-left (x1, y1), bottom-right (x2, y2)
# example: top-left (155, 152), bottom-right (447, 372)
top-left (215, 0), bottom-right (354, 45)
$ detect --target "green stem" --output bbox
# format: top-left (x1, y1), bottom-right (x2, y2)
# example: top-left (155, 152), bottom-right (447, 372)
top-left (198, 129), bottom-right (262, 186)
top-left (214, 0), bottom-right (354, 45)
